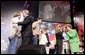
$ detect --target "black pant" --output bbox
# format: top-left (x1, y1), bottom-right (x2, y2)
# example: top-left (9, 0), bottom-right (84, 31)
top-left (22, 36), bottom-right (33, 45)
top-left (49, 49), bottom-right (55, 54)
top-left (55, 40), bottom-right (63, 54)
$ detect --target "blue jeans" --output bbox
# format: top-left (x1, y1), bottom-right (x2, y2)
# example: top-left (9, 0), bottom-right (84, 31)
top-left (8, 37), bottom-right (22, 54)
top-left (32, 35), bottom-right (38, 45)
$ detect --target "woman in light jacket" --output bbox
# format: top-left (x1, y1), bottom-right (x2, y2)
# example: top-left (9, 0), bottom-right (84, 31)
top-left (66, 24), bottom-right (80, 54)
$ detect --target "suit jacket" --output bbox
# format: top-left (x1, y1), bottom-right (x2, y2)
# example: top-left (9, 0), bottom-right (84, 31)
top-left (56, 32), bottom-right (64, 40)
top-left (18, 16), bottom-right (34, 37)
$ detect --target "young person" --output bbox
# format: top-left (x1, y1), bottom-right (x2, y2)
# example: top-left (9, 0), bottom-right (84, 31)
top-left (62, 25), bottom-right (69, 54)
top-left (8, 12), bottom-right (24, 54)
top-left (32, 17), bottom-right (42, 45)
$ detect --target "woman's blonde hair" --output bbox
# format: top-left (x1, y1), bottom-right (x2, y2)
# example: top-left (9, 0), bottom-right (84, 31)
top-left (13, 12), bottom-right (20, 17)
top-left (66, 24), bottom-right (72, 29)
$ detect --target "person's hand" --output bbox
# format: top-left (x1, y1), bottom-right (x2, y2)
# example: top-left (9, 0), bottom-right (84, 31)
top-left (38, 19), bottom-right (42, 23)
top-left (20, 12), bottom-right (24, 17)
top-left (20, 12), bottom-right (23, 15)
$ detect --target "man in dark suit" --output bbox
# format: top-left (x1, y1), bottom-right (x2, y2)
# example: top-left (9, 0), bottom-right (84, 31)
top-left (18, 10), bottom-right (34, 45)
top-left (55, 26), bottom-right (64, 54)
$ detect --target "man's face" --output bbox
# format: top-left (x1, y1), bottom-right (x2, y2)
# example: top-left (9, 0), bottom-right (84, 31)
top-left (22, 10), bottom-right (29, 17)
top-left (22, 11), bottom-right (26, 16)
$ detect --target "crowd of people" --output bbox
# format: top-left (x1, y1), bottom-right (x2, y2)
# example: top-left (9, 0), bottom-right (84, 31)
top-left (4, 9), bottom-right (83, 54)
